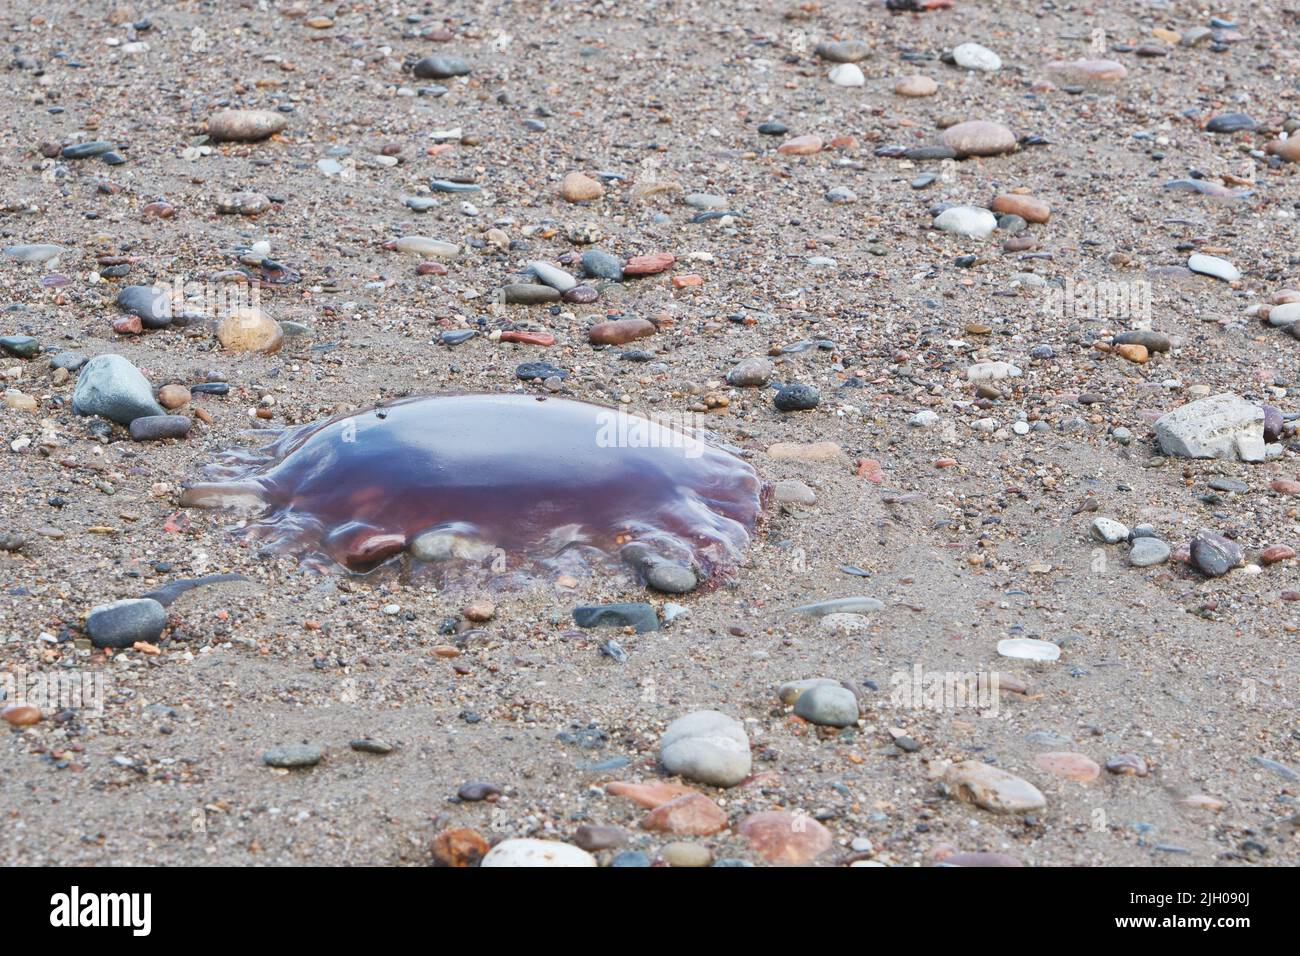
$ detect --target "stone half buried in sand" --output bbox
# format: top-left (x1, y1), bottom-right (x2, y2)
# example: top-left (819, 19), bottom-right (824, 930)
top-left (179, 393), bottom-right (766, 591)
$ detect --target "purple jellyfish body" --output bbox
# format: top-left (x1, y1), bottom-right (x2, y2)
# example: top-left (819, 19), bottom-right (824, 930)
top-left (181, 393), bottom-right (765, 590)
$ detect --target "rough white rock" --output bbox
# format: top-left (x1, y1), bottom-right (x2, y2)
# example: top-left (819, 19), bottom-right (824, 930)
top-left (934, 205), bottom-right (997, 239)
top-left (1155, 393), bottom-right (1264, 462)
top-left (966, 361), bottom-right (1022, 382)
top-left (1090, 517), bottom-right (1129, 544)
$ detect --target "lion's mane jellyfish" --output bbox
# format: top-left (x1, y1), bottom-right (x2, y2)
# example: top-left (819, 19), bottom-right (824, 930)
top-left (181, 393), bottom-right (765, 592)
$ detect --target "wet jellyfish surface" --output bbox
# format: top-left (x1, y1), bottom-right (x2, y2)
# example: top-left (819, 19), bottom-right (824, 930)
top-left (181, 393), bottom-right (766, 591)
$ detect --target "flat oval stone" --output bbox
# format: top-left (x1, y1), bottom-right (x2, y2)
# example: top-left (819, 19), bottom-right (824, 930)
top-left (1187, 253), bottom-right (1240, 282)
top-left (62, 141), bottom-right (117, 159)
top-left (778, 134), bottom-right (823, 155)
top-left (1205, 111), bottom-right (1256, 134)
top-left (527, 261), bottom-right (576, 292)
top-left (207, 109), bottom-right (287, 142)
top-left (413, 55), bottom-right (470, 79)
top-left (588, 318), bottom-right (656, 345)
top-left (4, 244), bottom-right (67, 264)
top-left (85, 597), bottom-right (166, 648)
top-left (501, 283), bottom-right (560, 305)
top-left (1034, 752), bottom-right (1101, 782)
top-left (793, 684), bottom-right (859, 726)
top-left (129, 415), bottom-right (191, 442)
top-left (263, 744), bottom-right (323, 769)
top-left (1044, 58), bottom-right (1127, 84)
top-left (990, 194), bottom-right (1050, 223)
top-left (895, 74), bottom-right (938, 96)
top-left (1129, 537), bottom-right (1171, 567)
top-left (394, 236), bottom-right (460, 258)
top-left (952, 42), bottom-right (1001, 72)
top-left (940, 120), bottom-right (1017, 157)
top-left (944, 761), bottom-right (1046, 813)
top-left (997, 638), bottom-right (1060, 662)
top-left (815, 39), bottom-right (870, 63)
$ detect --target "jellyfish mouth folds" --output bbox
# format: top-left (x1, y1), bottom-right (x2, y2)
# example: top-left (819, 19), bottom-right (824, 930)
top-left (180, 393), bottom-right (767, 592)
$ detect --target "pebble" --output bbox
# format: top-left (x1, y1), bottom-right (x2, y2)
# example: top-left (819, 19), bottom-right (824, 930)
top-left (990, 194), bottom-right (1050, 224)
top-left (1106, 754), bottom-right (1148, 777)
top-left (641, 793), bottom-right (727, 835)
top-left (560, 172), bottom-right (604, 203)
top-left (1044, 59), bottom-right (1127, 84)
top-left (791, 596), bottom-right (883, 616)
top-left (0, 335), bottom-right (39, 359)
top-left (966, 361), bottom-right (1021, 382)
top-left (1187, 253), bottom-right (1241, 283)
top-left (997, 638), bottom-right (1060, 662)
top-left (1205, 112), bottom-right (1256, 134)
top-left (773, 383), bottom-right (820, 411)
top-left (2, 704), bottom-right (42, 727)
top-left (394, 236), bottom-right (460, 259)
top-left (828, 63), bottom-right (865, 87)
top-left (502, 283), bottom-right (560, 305)
top-left (659, 710), bottom-right (751, 788)
top-left (85, 598), bottom-right (166, 648)
top-left (581, 250), bottom-right (623, 281)
top-left (793, 684), bottom-right (859, 727)
top-left (4, 244), bottom-right (67, 264)
top-left (157, 384), bottom-right (191, 409)
top-left (1190, 530), bottom-right (1243, 577)
top-left (661, 842), bottom-right (713, 867)
top-left (774, 479), bottom-right (817, 506)
top-left (207, 109), bottom-right (287, 142)
top-left (129, 415), bottom-right (191, 442)
top-left (1129, 537), bottom-right (1171, 567)
top-left (778, 135), bottom-right (823, 156)
top-left (1112, 330), bottom-right (1171, 353)
top-left (1090, 517), bottom-right (1129, 544)
top-left (815, 40), bottom-right (870, 63)
top-left (527, 261), bottom-right (577, 292)
top-left (431, 828), bottom-right (489, 867)
top-left (574, 825), bottom-right (626, 852)
top-left (72, 354), bottom-right (165, 425)
top-left (480, 838), bottom-right (596, 867)
top-left (413, 55), bottom-right (470, 79)
top-left (215, 192), bottom-right (271, 216)
top-left (895, 75), bottom-right (938, 97)
top-left (933, 205), bottom-right (998, 239)
top-left (738, 811), bottom-right (832, 865)
top-left (115, 285), bottom-right (172, 328)
top-left (217, 308), bottom-right (284, 353)
top-left (623, 253), bottom-right (675, 276)
top-left (263, 744), bottom-right (323, 769)
top-left (951, 43), bottom-right (1002, 72)
top-left (588, 318), bottom-right (655, 345)
top-left (572, 602), bottom-right (658, 632)
top-left (727, 358), bottom-right (774, 387)
top-left (944, 761), bottom-right (1046, 813)
top-left (1034, 752), bottom-right (1101, 782)
top-left (939, 121), bottom-right (1017, 157)
top-left (350, 738), bottom-right (393, 755)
